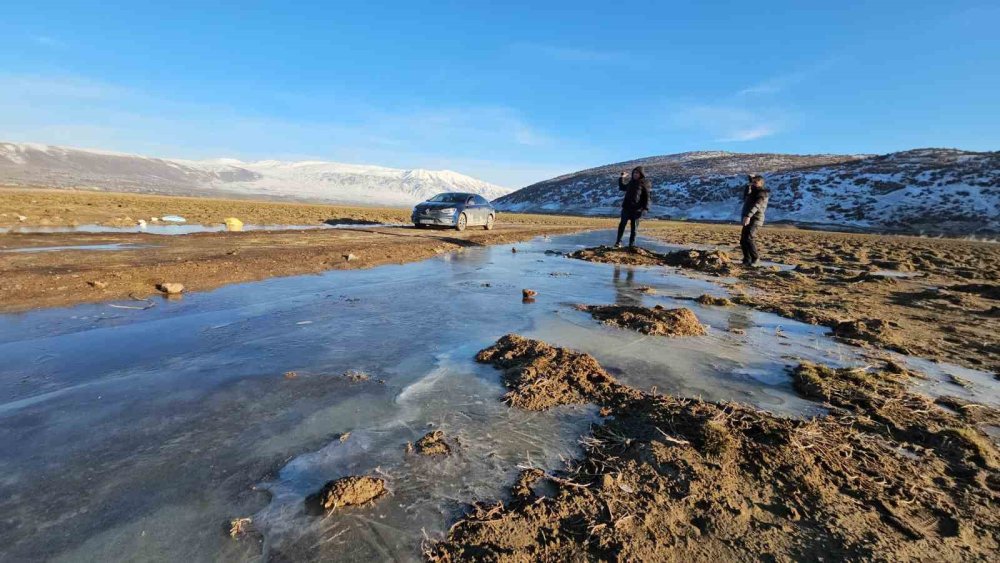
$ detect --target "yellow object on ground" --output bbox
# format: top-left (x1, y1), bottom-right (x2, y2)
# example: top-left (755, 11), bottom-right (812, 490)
top-left (224, 217), bottom-right (244, 231)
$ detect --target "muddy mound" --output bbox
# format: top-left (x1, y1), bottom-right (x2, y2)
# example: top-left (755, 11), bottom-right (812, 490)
top-left (305, 476), bottom-right (387, 513)
top-left (429, 337), bottom-right (1000, 561)
top-left (475, 334), bottom-right (639, 411)
top-left (661, 248), bottom-right (733, 273)
top-left (831, 318), bottom-right (908, 353)
top-left (793, 363), bottom-right (999, 471)
top-left (567, 246), bottom-right (734, 274)
top-left (412, 430), bottom-right (451, 456)
top-left (695, 294), bottom-right (733, 306)
top-left (567, 245), bottom-right (670, 266)
top-left (580, 304), bottom-right (706, 337)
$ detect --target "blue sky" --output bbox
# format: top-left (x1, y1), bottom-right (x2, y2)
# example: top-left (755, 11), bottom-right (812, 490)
top-left (1, 1), bottom-right (997, 187)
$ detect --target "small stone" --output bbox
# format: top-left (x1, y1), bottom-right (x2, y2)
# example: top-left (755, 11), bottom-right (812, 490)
top-left (17, 215), bottom-right (27, 222)
top-left (157, 283), bottom-right (185, 295)
top-left (522, 289), bottom-right (537, 299)
top-left (88, 281), bottom-right (108, 289)
top-left (283, 371), bottom-right (298, 379)
top-left (511, 247), bottom-right (517, 253)
top-left (344, 253), bottom-right (358, 262)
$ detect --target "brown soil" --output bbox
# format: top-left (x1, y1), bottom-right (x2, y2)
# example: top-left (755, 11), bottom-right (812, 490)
top-left (428, 336), bottom-right (1000, 561)
top-left (568, 245), bottom-right (734, 274)
top-left (413, 430), bottom-right (452, 456)
top-left (304, 476), bottom-right (387, 513)
top-left (579, 304), bottom-right (707, 337)
top-left (475, 334), bottom-right (635, 411)
top-left (0, 190), bottom-right (609, 313)
top-left (638, 223), bottom-right (1000, 375)
top-left (695, 294), bottom-right (733, 307)
top-left (0, 187), bottom-right (616, 230)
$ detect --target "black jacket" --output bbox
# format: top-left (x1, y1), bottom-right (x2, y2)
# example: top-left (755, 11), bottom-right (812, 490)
top-left (619, 176), bottom-right (651, 217)
top-left (741, 187), bottom-right (770, 225)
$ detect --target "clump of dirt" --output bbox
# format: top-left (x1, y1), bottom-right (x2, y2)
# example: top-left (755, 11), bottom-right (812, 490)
top-left (695, 294), bottom-right (733, 306)
top-left (428, 336), bottom-right (1000, 561)
top-left (228, 517), bottom-right (253, 539)
top-left (342, 369), bottom-right (370, 381)
top-left (511, 468), bottom-right (545, 499)
top-left (661, 248), bottom-right (733, 273)
top-left (412, 430), bottom-right (452, 456)
top-left (567, 246), bottom-right (734, 274)
top-left (579, 304), bottom-right (707, 337)
top-left (831, 318), bottom-right (908, 352)
top-left (305, 476), bottom-right (387, 513)
top-left (567, 246), bottom-right (670, 266)
top-left (474, 334), bottom-right (639, 411)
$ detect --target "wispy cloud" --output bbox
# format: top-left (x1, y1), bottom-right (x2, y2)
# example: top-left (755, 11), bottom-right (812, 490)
top-left (736, 59), bottom-right (837, 97)
top-left (510, 42), bottom-right (630, 64)
top-left (669, 103), bottom-right (788, 143)
top-left (28, 34), bottom-right (65, 48)
top-left (0, 72), bottom-right (568, 186)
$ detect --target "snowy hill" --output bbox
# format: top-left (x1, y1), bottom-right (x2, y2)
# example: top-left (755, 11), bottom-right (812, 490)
top-left (495, 149), bottom-right (1000, 235)
top-left (0, 142), bottom-right (509, 207)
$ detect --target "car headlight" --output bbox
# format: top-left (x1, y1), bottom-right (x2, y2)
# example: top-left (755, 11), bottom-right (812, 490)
top-left (439, 208), bottom-right (456, 215)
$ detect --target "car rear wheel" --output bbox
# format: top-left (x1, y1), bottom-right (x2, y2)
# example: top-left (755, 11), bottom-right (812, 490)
top-left (414, 223), bottom-right (426, 229)
top-left (456, 213), bottom-right (467, 231)
top-left (484, 214), bottom-right (495, 230)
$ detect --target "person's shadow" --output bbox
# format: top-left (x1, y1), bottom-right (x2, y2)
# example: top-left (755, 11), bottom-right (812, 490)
top-left (612, 267), bottom-right (642, 306)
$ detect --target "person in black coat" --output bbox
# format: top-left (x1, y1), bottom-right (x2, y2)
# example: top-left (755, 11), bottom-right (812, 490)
top-left (740, 174), bottom-right (770, 266)
top-left (615, 166), bottom-right (651, 248)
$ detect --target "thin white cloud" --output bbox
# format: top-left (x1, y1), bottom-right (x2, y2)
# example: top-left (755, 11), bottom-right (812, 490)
top-left (670, 103), bottom-right (786, 142)
top-left (0, 72), bottom-right (568, 186)
top-left (719, 126), bottom-right (777, 142)
top-left (510, 42), bottom-right (630, 64)
top-left (736, 59), bottom-right (838, 97)
top-left (29, 35), bottom-right (65, 48)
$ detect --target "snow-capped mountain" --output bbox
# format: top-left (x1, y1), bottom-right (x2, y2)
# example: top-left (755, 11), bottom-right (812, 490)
top-left (495, 149), bottom-right (1000, 235)
top-left (0, 142), bottom-right (509, 206)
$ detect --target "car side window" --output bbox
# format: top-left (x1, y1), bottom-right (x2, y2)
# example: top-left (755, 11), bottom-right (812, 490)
top-left (466, 196), bottom-right (476, 205)
top-left (475, 195), bottom-right (488, 205)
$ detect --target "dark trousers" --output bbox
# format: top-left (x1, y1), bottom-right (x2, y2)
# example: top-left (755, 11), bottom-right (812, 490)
top-left (740, 221), bottom-right (761, 264)
top-left (616, 212), bottom-right (640, 246)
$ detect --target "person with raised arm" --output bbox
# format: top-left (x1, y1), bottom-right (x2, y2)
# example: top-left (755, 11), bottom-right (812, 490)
top-left (614, 166), bottom-right (651, 248)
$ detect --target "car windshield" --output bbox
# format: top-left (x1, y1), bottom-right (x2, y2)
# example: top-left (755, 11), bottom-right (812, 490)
top-left (427, 193), bottom-right (468, 203)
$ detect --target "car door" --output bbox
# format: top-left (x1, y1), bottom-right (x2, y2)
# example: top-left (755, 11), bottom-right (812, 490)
top-left (464, 196), bottom-right (482, 225)
top-left (475, 195), bottom-right (492, 223)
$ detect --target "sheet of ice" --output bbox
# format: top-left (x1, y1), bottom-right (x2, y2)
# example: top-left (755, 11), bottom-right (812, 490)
top-left (1, 229), bottom-right (994, 561)
top-left (0, 222), bottom-right (404, 235)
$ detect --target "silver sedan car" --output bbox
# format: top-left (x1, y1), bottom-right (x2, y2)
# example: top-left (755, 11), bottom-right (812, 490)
top-left (411, 192), bottom-right (496, 231)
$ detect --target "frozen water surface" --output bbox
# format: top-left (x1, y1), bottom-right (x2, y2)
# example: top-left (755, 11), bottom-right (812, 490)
top-left (0, 230), bottom-right (995, 561)
top-left (0, 222), bottom-right (402, 235)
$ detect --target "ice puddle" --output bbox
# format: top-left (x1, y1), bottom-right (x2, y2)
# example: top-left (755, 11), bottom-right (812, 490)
top-left (0, 230), bottom-right (995, 562)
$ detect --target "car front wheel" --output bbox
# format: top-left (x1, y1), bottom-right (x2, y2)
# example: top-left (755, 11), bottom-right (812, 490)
top-left (484, 214), bottom-right (495, 230)
top-left (455, 213), bottom-right (467, 231)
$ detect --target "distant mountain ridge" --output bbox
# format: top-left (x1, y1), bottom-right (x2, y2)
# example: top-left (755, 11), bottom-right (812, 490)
top-left (495, 149), bottom-right (1000, 235)
top-left (0, 142), bottom-right (510, 206)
